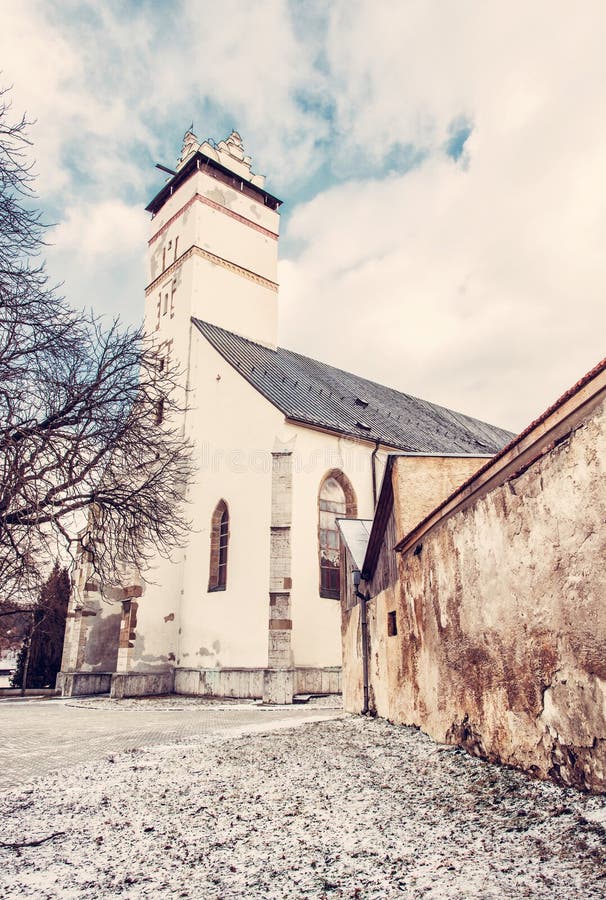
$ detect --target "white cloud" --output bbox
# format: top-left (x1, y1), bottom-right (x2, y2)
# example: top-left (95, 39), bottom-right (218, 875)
top-left (54, 200), bottom-right (147, 262)
top-left (47, 200), bottom-right (147, 322)
top-left (279, 1), bottom-right (606, 430)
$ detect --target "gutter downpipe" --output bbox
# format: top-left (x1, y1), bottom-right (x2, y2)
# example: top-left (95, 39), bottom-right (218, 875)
top-left (360, 591), bottom-right (370, 714)
top-left (354, 573), bottom-right (370, 714)
top-left (371, 440), bottom-right (380, 508)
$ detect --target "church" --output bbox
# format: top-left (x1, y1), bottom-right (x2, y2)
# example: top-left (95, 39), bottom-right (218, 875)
top-left (58, 129), bottom-right (512, 703)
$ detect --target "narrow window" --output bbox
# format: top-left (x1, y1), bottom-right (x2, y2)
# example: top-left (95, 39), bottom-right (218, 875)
top-left (162, 247), bottom-right (166, 271)
top-left (163, 292), bottom-right (168, 315)
top-left (156, 294), bottom-right (161, 331)
top-left (387, 611), bottom-right (398, 636)
top-left (318, 471), bottom-right (357, 600)
top-left (170, 281), bottom-right (176, 318)
top-left (209, 500), bottom-right (229, 591)
top-left (154, 397), bottom-right (164, 425)
top-left (174, 235), bottom-right (179, 261)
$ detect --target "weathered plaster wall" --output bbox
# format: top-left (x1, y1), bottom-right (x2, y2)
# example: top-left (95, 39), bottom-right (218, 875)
top-left (341, 598), bottom-right (364, 711)
top-left (392, 455), bottom-right (489, 537)
top-left (362, 393), bottom-right (606, 792)
top-left (341, 455), bottom-right (487, 715)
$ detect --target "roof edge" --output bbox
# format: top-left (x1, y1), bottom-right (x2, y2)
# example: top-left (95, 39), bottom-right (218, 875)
top-left (147, 150), bottom-right (282, 215)
top-left (192, 316), bottom-right (517, 455)
top-left (361, 455), bottom-right (398, 580)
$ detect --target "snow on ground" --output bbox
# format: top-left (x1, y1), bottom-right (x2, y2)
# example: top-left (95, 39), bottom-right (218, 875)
top-left (1, 714), bottom-right (605, 899)
top-left (64, 694), bottom-right (341, 711)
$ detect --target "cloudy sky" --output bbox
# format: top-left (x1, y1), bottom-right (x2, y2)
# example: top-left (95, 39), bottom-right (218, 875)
top-left (2, 0), bottom-right (605, 432)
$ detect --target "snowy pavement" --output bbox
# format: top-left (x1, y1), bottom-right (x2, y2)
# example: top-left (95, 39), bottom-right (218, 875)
top-left (0, 696), bottom-right (342, 791)
top-left (1, 702), bottom-right (606, 898)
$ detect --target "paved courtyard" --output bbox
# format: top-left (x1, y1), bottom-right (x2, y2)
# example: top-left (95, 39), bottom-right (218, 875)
top-left (0, 696), bottom-right (343, 791)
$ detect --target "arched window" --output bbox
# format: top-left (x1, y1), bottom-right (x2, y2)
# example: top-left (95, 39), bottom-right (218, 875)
top-left (208, 500), bottom-right (229, 591)
top-left (318, 471), bottom-right (357, 599)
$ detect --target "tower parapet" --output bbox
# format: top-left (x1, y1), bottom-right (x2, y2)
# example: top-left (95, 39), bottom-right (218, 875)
top-left (176, 128), bottom-right (266, 189)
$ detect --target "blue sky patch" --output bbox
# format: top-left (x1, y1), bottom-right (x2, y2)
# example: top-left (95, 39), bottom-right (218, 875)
top-left (445, 117), bottom-right (473, 161)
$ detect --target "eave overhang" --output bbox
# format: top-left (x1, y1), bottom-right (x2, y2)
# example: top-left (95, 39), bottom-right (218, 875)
top-left (146, 150), bottom-right (282, 216)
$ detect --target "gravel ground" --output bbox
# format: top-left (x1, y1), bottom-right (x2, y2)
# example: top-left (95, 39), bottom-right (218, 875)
top-left (1, 715), bottom-right (606, 899)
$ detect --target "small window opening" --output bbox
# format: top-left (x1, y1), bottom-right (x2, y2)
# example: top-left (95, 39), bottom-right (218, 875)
top-left (163, 293), bottom-right (168, 315)
top-left (387, 610), bottom-right (398, 636)
top-left (155, 398), bottom-right (164, 425)
top-left (162, 247), bottom-right (166, 271)
top-left (209, 500), bottom-right (229, 591)
top-left (174, 235), bottom-right (179, 261)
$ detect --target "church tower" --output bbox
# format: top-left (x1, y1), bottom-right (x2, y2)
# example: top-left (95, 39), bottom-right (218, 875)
top-left (143, 129), bottom-right (282, 370)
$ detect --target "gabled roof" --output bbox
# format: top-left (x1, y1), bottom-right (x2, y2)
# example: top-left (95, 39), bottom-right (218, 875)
top-left (192, 318), bottom-right (515, 454)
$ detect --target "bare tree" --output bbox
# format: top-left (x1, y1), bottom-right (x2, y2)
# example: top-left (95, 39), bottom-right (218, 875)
top-left (0, 88), bottom-right (193, 604)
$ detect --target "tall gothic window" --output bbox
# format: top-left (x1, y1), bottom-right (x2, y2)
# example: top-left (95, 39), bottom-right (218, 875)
top-left (209, 500), bottom-right (229, 591)
top-left (318, 471), bottom-right (357, 599)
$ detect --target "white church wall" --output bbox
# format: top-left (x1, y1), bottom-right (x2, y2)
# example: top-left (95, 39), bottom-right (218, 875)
top-left (285, 427), bottom-right (380, 669)
top-left (177, 329), bottom-right (285, 671)
top-left (126, 553), bottom-right (183, 673)
top-left (170, 327), bottom-right (392, 682)
top-left (188, 255), bottom-right (278, 346)
top-left (192, 192), bottom-right (278, 282)
top-left (61, 130), bottom-right (395, 700)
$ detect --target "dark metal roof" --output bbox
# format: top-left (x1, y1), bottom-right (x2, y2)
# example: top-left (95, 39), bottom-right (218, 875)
top-left (192, 318), bottom-right (515, 454)
top-left (146, 150), bottom-right (282, 216)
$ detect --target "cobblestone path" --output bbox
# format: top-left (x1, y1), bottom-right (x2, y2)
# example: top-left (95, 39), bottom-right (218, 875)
top-left (0, 698), bottom-right (344, 791)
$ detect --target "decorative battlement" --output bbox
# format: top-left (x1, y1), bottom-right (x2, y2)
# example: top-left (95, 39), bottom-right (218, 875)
top-left (146, 128), bottom-right (281, 217)
top-left (176, 127), bottom-right (266, 189)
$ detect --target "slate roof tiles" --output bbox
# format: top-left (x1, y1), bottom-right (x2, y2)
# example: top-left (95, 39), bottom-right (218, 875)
top-left (192, 318), bottom-right (514, 454)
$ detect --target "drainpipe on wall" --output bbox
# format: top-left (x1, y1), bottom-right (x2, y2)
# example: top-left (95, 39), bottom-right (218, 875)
top-left (371, 441), bottom-right (380, 509)
top-left (354, 570), bottom-right (370, 714)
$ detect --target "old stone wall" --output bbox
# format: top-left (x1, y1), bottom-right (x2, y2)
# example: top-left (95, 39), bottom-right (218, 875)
top-left (362, 390), bottom-right (606, 792)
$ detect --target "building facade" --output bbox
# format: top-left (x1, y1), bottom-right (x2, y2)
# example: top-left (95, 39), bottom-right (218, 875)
top-left (58, 130), bottom-right (512, 703)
